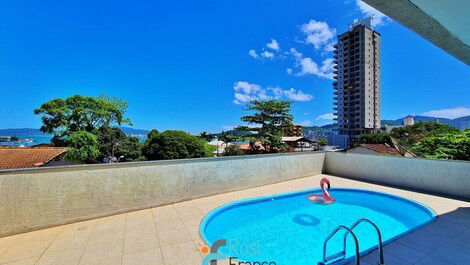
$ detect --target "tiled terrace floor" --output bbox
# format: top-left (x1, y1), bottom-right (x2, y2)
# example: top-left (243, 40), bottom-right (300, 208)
top-left (0, 174), bottom-right (469, 265)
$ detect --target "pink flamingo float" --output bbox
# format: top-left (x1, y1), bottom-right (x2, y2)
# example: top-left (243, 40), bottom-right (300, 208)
top-left (308, 178), bottom-right (335, 205)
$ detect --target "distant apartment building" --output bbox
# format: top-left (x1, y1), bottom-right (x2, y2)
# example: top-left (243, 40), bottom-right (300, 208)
top-left (282, 125), bottom-right (303, 137)
top-left (381, 125), bottom-right (401, 133)
top-left (331, 18), bottom-right (381, 147)
top-left (403, 116), bottom-right (415, 126)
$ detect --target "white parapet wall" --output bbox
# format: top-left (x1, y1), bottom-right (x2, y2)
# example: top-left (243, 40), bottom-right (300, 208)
top-left (0, 152), bottom-right (325, 237)
top-left (324, 152), bottom-right (470, 199)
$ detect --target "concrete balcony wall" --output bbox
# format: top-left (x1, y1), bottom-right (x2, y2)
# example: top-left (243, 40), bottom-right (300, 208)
top-left (0, 152), bottom-right (325, 237)
top-left (324, 152), bottom-right (470, 200)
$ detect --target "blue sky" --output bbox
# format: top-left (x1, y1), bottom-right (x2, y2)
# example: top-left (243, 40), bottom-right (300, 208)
top-left (1, 0), bottom-right (469, 134)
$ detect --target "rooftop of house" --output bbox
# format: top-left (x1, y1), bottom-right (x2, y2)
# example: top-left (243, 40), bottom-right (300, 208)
top-left (238, 141), bottom-right (266, 151)
top-left (357, 144), bottom-right (401, 155)
top-left (0, 147), bottom-right (68, 169)
top-left (281, 136), bottom-right (314, 142)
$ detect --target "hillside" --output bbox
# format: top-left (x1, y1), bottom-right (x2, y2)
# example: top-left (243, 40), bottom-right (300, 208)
top-left (319, 115), bottom-right (470, 132)
top-left (0, 127), bottom-right (150, 137)
top-left (0, 128), bottom-right (46, 136)
top-left (382, 115), bottom-right (470, 130)
top-left (117, 127), bottom-right (150, 135)
top-left (302, 125), bottom-right (336, 138)
top-left (214, 130), bottom-right (252, 137)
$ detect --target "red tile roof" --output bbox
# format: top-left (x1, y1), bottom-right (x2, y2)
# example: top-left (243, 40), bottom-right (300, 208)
top-left (0, 147), bottom-right (68, 169)
top-left (238, 141), bottom-right (266, 151)
top-left (360, 144), bottom-right (401, 155)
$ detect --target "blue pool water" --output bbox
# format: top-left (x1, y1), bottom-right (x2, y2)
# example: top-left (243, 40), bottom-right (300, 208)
top-left (200, 188), bottom-right (436, 265)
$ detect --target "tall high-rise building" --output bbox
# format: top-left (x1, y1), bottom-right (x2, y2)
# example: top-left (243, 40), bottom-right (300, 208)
top-left (332, 18), bottom-right (381, 147)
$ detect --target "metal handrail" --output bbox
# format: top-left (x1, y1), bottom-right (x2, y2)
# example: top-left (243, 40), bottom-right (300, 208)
top-left (321, 225), bottom-right (360, 265)
top-left (346, 218), bottom-right (384, 265)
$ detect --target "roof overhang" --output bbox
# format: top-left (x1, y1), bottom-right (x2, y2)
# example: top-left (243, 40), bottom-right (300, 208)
top-left (281, 137), bottom-right (314, 143)
top-left (363, 0), bottom-right (470, 65)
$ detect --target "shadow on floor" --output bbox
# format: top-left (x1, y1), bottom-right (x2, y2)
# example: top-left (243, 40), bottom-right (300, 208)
top-left (352, 207), bottom-right (470, 265)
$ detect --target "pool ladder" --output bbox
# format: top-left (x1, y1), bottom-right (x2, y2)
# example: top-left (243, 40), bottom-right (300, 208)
top-left (317, 218), bottom-right (385, 265)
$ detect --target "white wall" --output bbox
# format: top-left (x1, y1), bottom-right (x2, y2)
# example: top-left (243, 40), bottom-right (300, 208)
top-left (325, 152), bottom-right (470, 199)
top-left (0, 152), bottom-right (325, 237)
top-left (2, 151), bottom-right (469, 237)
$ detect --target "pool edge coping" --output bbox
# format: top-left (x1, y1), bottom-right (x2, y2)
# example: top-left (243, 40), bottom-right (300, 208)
top-left (198, 187), bottom-right (438, 264)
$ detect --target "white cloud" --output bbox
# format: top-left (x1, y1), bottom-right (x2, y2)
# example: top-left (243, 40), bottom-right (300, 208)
top-left (324, 43), bottom-right (335, 52)
top-left (299, 57), bottom-right (320, 75)
top-left (233, 81), bottom-right (271, 104)
top-left (283, 88), bottom-right (314, 101)
top-left (266, 39), bottom-right (280, 51)
top-left (248, 49), bottom-right (259, 59)
top-left (233, 81), bottom-right (262, 94)
top-left (301, 20), bottom-right (336, 50)
top-left (290, 48), bottom-right (302, 59)
top-left (249, 49), bottom-right (276, 60)
top-left (233, 81), bottom-right (313, 104)
top-left (290, 48), bottom-right (334, 79)
top-left (316, 113), bottom-right (335, 120)
top-left (356, 0), bottom-right (389, 26)
top-left (250, 39), bottom-right (281, 61)
top-left (420, 107), bottom-right (470, 119)
top-left (261, 51), bottom-right (275, 59)
top-left (286, 68), bottom-right (293, 75)
top-left (320, 58), bottom-right (335, 73)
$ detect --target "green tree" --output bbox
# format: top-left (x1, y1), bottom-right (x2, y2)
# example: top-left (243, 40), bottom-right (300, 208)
top-left (34, 95), bottom-right (131, 140)
top-left (218, 131), bottom-right (236, 144)
top-left (64, 131), bottom-right (100, 163)
top-left (359, 133), bottom-right (391, 145)
top-left (95, 126), bottom-right (142, 162)
top-left (223, 145), bottom-right (244, 156)
top-left (412, 130), bottom-right (470, 161)
top-left (117, 136), bottom-right (144, 161)
top-left (317, 137), bottom-right (327, 146)
top-left (142, 130), bottom-right (208, 160)
top-left (204, 144), bottom-right (217, 157)
top-left (389, 122), bottom-right (458, 145)
top-left (198, 131), bottom-right (214, 141)
top-left (236, 100), bottom-right (293, 152)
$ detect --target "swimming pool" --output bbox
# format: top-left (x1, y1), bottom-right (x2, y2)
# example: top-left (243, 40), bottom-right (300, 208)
top-left (200, 188), bottom-right (436, 265)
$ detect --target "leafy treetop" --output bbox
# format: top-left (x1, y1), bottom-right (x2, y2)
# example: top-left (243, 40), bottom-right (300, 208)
top-left (198, 131), bottom-right (214, 142)
top-left (142, 130), bottom-right (208, 160)
top-left (317, 137), bottom-right (327, 146)
top-left (359, 133), bottom-right (392, 145)
top-left (360, 122), bottom-right (459, 146)
top-left (218, 131), bottom-right (237, 144)
top-left (236, 100), bottom-right (293, 152)
top-left (94, 126), bottom-right (142, 162)
top-left (412, 129), bottom-right (470, 161)
top-left (34, 95), bottom-right (131, 137)
top-left (64, 131), bottom-right (100, 163)
top-left (389, 122), bottom-right (458, 145)
top-left (359, 122), bottom-right (469, 161)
